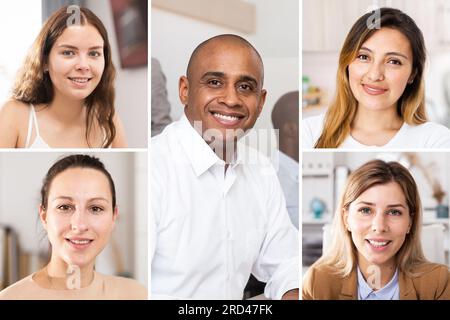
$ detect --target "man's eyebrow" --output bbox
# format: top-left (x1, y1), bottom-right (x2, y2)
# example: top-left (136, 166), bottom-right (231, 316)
top-left (238, 75), bottom-right (258, 86)
top-left (201, 72), bottom-right (258, 85)
top-left (200, 71), bottom-right (226, 79)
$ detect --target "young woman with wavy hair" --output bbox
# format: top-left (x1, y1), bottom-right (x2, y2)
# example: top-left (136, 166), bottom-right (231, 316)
top-left (302, 8), bottom-right (450, 148)
top-left (0, 6), bottom-right (126, 148)
top-left (303, 160), bottom-right (450, 300)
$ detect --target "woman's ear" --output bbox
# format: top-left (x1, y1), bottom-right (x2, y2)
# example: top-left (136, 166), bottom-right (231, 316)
top-left (112, 206), bottom-right (119, 229)
top-left (39, 205), bottom-right (48, 230)
top-left (343, 208), bottom-right (351, 232)
top-left (408, 70), bottom-right (417, 84)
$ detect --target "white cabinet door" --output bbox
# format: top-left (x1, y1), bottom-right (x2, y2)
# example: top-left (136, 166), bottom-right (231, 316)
top-left (303, 0), bottom-right (325, 51)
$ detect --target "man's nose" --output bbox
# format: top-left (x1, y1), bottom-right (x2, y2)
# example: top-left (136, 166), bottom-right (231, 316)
top-left (217, 84), bottom-right (241, 107)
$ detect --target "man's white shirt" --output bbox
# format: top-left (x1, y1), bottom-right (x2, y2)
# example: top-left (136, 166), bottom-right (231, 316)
top-left (150, 115), bottom-right (299, 299)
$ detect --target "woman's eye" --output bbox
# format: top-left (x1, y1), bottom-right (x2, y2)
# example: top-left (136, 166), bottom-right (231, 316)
top-left (57, 204), bottom-right (73, 211)
top-left (61, 50), bottom-right (75, 56)
top-left (388, 59), bottom-right (402, 65)
top-left (90, 206), bottom-right (104, 214)
top-left (359, 207), bottom-right (372, 215)
top-left (357, 54), bottom-right (369, 61)
top-left (89, 51), bottom-right (101, 57)
top-left (387, 209), bottom-right (402, 216)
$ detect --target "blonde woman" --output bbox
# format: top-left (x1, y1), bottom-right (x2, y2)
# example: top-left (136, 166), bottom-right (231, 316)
top-left (302, 8), bottom-right (450, 148)
top-left (302, 160), bottom-right (450, 300)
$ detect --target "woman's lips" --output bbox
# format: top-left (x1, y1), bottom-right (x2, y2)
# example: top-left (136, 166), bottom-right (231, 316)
top-left (65, 238), bottom-right (93, 250)
top-left (362, 84), bottom-right (388, 96)
top-left (365, 239), bottom-right (392, 252)
top-left (68, 77), bottom-right (92, 89)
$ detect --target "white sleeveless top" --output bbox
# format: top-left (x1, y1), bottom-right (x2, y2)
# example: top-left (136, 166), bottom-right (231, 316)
top-left (25, 104), bottom-right (51, 148)
top-left (24, 104), bottom-right (110, 148)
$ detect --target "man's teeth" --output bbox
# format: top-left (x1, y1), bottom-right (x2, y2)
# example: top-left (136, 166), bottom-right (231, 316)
top-left (368, 240), bottom-right (389, 247)
top-left (70, 78), bottom-right (89, 83)
top-left (213, 112), bottom-right (240, 121)
top-left (70, 239), bottom-right (91, 245)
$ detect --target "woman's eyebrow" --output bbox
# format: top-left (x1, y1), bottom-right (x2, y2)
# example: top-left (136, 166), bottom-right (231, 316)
top-left (359, 46), bottom-right (408, 59)
top-left (57, 44), bottom-right (103, 50)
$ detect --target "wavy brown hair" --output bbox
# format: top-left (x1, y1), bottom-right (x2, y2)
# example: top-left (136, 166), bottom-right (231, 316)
top-left (12, 6), bottom-right (116, 147)
top-left (315, 8), bottom-right (427, 148)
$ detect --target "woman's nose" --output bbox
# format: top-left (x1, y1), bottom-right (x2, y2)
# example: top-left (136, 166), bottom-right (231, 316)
top-left (366, 62), bottom-right (385, 82)
top-left (371, 211), bottom-right (388, 233)
top-left (70, 209), bottom-right (89, 232)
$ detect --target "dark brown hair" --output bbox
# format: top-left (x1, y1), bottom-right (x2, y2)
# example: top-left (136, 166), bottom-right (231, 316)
top-left (40, 154), bottom-right (116, 210)
top-left (12, 6), bottom-right (116, 147)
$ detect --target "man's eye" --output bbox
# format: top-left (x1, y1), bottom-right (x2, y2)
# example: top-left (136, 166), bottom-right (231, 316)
top-left (239, 84), bottom-right (253, 91)
top-left (207, 79), bottom-right (222, 86)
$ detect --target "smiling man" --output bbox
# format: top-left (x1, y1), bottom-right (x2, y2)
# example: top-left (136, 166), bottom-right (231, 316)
top-left (150, 34), bottom-right (299, 300)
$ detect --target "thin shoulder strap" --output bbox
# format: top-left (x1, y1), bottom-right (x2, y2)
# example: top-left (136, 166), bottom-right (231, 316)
top-left (25, 104), bottom-right (34, 147)
top-left (24, 104), bottom-right (41, 148)
top-left (30, 104), bottom-right (41, 136)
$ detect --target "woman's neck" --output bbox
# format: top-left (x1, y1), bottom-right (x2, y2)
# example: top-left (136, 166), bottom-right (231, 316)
top-left (47, 93), bottom-right (86, 125)
top-left (43, 256), bottom-right (95, 290)
top-left (352, 105), bottom-right (403, 132)
top-left (358, 258), bottom-right (397, 290)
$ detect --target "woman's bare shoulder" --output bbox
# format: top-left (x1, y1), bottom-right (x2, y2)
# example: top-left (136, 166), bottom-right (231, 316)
top-left (0, 99), bottom-right (30, 122)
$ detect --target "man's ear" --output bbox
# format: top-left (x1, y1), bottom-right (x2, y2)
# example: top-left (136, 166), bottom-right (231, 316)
top-left (39, 205), bottom-right (48, 230)
top-left (257, 89), bottom-right (267, 117)
top-left (179, 76), bottom-right (189, 106)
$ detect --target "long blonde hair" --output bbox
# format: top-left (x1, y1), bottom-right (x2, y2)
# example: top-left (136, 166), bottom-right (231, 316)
top-left (315, 8), bottom-right (427, 148)
top-left (308, 159), bottom-right (430, 279)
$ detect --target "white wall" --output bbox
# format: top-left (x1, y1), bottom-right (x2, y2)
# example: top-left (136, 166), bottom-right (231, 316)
top-left (86, 0), bottom-right (148, 148)
top-left (151, 0), bottom-right (299, 155)
top-left (0, 151), bottom-right (146, 285)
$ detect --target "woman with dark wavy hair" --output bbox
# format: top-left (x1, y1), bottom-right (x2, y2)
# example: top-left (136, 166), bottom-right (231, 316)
top-left (0, 6), bottom-right (126, 148)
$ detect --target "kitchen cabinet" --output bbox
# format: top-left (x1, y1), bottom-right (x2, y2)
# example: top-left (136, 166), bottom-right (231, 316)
top-left (303, 0), bottom-right (450, 53)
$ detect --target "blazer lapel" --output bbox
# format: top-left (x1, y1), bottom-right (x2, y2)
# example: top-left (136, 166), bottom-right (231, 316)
top-left (399, 271), bottom-right (417, 300)
top-left (339, 269), bottom-right (357, 300)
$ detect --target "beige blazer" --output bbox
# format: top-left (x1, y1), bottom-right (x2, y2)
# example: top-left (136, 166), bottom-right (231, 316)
top-left (303, 263), bottom-right (450, 300)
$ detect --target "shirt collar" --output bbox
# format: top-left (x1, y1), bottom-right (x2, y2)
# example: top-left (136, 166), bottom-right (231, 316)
top-left (357, 267), bottom-right (399, 300)
top-left (174, 114), bottom-right (246, 176)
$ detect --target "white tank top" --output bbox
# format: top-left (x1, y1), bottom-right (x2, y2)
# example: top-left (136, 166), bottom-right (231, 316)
top-left (25, 104), bottom-right (51, 148)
